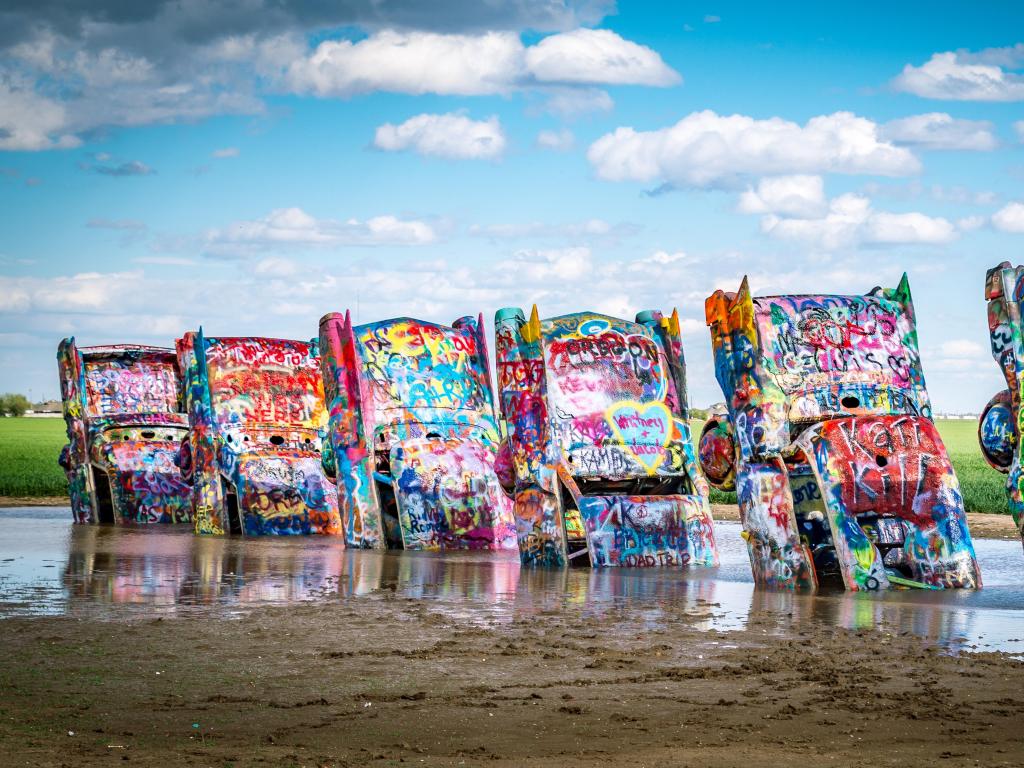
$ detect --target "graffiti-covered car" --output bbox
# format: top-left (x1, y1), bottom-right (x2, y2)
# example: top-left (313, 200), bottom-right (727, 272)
top-left (319, 312), bottom-right (516, 551)
top-left (57, 339), bottom-right (192, 524)
top-left (494, 307), bottom-right (717, 568)
top-left (176, 332), bottom-right (341, 536)
top-left (702, 275), bottom-right (981, 590)
top-left (979, 262), bottom-right (1024, 543)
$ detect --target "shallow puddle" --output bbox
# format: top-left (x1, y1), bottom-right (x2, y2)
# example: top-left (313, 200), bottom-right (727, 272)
top-left (2, 507), bottom-right (1023, 655)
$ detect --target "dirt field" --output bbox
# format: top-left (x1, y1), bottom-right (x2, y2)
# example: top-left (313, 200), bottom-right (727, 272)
top-left (1, 590), bottom-right (1022, 767)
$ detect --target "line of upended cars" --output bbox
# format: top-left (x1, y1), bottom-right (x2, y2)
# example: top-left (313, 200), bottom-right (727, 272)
top-left (58, 268), bottom-right (1023, 592)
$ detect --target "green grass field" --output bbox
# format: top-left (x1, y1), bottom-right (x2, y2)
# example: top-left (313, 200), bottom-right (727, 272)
top-left (0, 416), bottom-right (1011, 514)
top-left (0, 417), bottom-right (68, 497)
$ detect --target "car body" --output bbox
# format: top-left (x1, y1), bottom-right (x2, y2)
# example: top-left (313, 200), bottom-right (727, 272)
top-left (56, 338), bottom-right (192, 524)
top-left (494, 306), bottom-right (717, 568)
top-left (702, 275), bottom-right (981, 590)
top-left (176, 331), bottom-right (341, 536)
top-left (319, 312), bottom-right (515, 550)
top-left (979, 262), bottom-right (1024, 543)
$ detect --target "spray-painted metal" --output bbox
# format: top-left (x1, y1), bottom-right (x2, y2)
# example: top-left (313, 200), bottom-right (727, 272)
top-left (319, 313), bottom-right (516, 551)
top-left (495, 307), bottom-right (717, 569)
top-left (176, 332), bottom-right (341, 536)
top-left (703, 276), bottom-right (980, 591)
top-left (981, 262), bottom-right (1024, 543)
top-left (56, 339), bottom-right (192, 524)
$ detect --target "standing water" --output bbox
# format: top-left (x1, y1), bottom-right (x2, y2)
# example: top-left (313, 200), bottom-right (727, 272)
top-left (1, 507), bottom-right (1023, 655)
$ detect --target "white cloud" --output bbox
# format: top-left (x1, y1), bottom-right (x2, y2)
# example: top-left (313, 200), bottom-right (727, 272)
top-left (496, 247), bottom-right (593, 282)
top-left (1016, 120), bottom-right (1024, 143)
top-left (587, 110), bottom-right (920, 188)
top-left (204, 207), bottom-right (437, 255)
top-left (523, 28), bottom-right (680, 87)
top-left (536, 128), bottom-right (575, 151)
top-left (940, 339), bottom-right (986, 358)
top-left (254, 257), bottom-right (298, 277)
top-left (929, 338), bottom-right (990, 373)
top-left (893, 48), bottom-right (1024, 101)
top-left (993, 202), bottom-right (1024, 233)
top-left (1, 20), bottom-right (677, 151)
top-left (469, 218), bottom-right (637, 241)
top-left (373, 113), bottom-right (505, 159)
top-left (736, 175), bottom-right (827, 218)
top-left (880, 113), bottom-right (997, 150)
top-left (759, 194), bottom-right (958, 249)
top-left (541, 87), bottom-right (614, 117)
top-left (283, 27), bottom-right (678, 99)
top-left (212, 147), bottom-right (239, 158)
top-left (957, 215), bottom-right (986, 232)
top-left (0, 81), bottom-right (81, 151)
top-left (284, 30), bottom-right (524, 97)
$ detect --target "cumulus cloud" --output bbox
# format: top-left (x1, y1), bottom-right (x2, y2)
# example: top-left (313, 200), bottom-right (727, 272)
top-left (880, 113), bottom-right (997, 151)
top-left (204, 207), bottom-right (437, 255)
top-left (373, 113), bottom-right (506, 159)
top-left (212, 147), bottom-right (239, 158)
top-left (893, 46), bottom-right (1024, 101)
top-left (285, 30), bottom-right (523, 97)
top-left (587, 111), bottom-right (920, 189)
top-left (0, 2), bottom-right (661, 151)
top-left (759, 194), bottom-right (958, 249)
top-left (283, 28), bottom-right (679, 98)
top-left (523, 28), bottom-right (680, 86)
top-left (993, 202), bottom-right (1024, 233)
top-left (736, 175), bottom-right (827, 218)
top-left (536, 128), bottom-right (575, 150)
top-left (0, 80), bottom-right (81, 151)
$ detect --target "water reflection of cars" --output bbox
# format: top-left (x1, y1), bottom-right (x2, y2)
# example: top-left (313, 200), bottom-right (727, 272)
top-left (176, 332), bottom-right (341, 537)
top-left (319, 312), bottom-right (516, 551)
top-left (702, 275), bottom-right (981, 591)
top-left (494, 306), bottom-right (717, 569)
top-left (57, 339), bottom-right (192, 525)
top-left (978, 262), bottom-right (1024, 546)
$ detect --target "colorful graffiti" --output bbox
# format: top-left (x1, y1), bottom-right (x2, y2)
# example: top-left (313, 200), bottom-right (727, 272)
top-left (704, 275), bottom-right (980, 590)
top-left (319, 313), bottom-right (515, 551)
top-left (495, 307), bottom-right (717, 569)
top-left (56, 339), bottom-right (192, 525)
top-left (177, 332), bottom-right (341, 537)
top-left (981, 262), bottom-right (1024, 543)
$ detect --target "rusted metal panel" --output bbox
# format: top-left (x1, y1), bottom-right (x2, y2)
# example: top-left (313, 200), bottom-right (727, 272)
top-left (178, 332), bottom-right (341, 536)
top-left (56, 338), bottom-right (192, 525)
top-left (704, 275), bottom-right (980, 590)
top-left (319, 313), bottom-right (515, 551)
top-left (496, 307), bottom-right (717, 568)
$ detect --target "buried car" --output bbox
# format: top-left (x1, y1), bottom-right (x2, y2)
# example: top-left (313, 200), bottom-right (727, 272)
top-left (979, 261), bottom-right (1024, 543)
top-left (176, 331), bottom-right (341, 536)
top-left (494, 306), bottom-right (717, 568)
top-left (318, 312), bottom-right (515, 551)
top-left (702, 275), bottom-right (980, 591)
top-left (57, 338), bottom-right (192, 524)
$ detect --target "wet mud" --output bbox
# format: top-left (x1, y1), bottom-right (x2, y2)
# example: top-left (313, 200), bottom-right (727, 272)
top-left (1, 508), bottom-right (1023, 766)
top-left (1, 594), bottom-right (1023, 767)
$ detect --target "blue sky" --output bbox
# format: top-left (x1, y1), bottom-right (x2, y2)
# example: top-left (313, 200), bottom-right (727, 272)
top-left (1, 1), bottom-right (1022, 411)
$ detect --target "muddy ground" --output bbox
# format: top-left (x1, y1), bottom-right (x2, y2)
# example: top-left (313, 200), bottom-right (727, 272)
top-left (1, 590), bottom-right (1023, 767)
